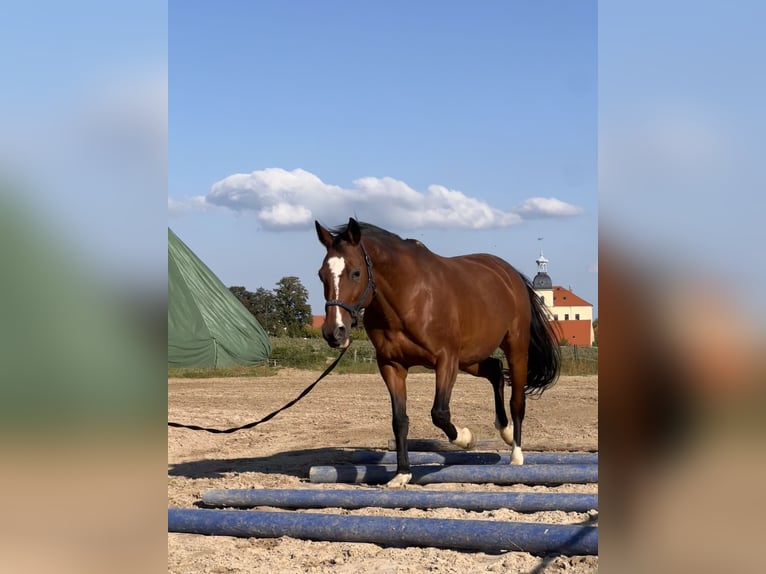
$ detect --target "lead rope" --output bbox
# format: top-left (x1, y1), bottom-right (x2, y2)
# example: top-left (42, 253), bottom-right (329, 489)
top-left (168, 345), bottom-right (350, 434)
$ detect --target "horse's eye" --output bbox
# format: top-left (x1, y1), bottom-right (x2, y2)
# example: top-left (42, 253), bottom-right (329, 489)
top-left (350, 269), bottom-right (361, 281)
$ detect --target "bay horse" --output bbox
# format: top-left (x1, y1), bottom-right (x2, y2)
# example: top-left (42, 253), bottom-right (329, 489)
top-left (315, 218), bottom-right (560, 488)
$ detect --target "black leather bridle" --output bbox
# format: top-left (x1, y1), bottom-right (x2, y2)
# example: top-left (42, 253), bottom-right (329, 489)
top-left (324, 242), bottom-right (376, 327)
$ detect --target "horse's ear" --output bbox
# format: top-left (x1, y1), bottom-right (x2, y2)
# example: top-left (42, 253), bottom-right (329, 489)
top-left (347, 217), bottom-right (361, 246)
top-left (315, 220), bottom-right (334, 248)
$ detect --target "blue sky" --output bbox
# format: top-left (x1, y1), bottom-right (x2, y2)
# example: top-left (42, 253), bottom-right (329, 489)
top-left (169, 1), bottom-right (598, 316)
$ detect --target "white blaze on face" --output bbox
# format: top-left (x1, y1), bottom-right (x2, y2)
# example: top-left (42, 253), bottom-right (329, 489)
top-left (327, 256), bottom-right (346, 326)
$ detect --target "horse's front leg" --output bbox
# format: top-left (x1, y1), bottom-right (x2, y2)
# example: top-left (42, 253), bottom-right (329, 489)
top-left (379, 361), bottom-right (411, 488)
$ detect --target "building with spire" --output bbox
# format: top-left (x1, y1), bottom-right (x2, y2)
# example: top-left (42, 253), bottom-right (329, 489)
top-left (532, 250), bottom-right (595, 346)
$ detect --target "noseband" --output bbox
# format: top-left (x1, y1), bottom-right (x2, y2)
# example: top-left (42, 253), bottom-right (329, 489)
top-left (324, 243), bottom-right (376, 327)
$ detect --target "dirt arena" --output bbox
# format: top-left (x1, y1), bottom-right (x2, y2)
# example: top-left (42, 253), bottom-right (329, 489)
top-left (168, 370), bottom-right (598, 573)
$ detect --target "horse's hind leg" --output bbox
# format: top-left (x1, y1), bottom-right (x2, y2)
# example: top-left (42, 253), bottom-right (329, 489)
top-left (502, 338), bottom-right (528, 465)
top-left (463, 357), bottom-right (514, 446)
top-left (431, 356), bottom-right (476, 449)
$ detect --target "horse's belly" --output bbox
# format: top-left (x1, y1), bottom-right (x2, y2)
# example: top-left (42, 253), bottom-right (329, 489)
top-left (457, 345), bottom-right (500, 367)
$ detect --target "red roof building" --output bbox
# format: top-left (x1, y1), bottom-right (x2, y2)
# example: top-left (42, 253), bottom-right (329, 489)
top-left (532, 251), bottom-right (595, 346)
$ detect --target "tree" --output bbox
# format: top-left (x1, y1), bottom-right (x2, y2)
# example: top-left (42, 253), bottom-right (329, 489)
top-left (251, 287), bottom-right (278, 336)
top-left (273, 276), bottom-right (312, 337)
top-left (229, 285), bottom-right (278, 336)
top-left (229, 277), bottom-right (312, 337)
top-left (592, 317), bottom-right (598, 347)
top-left (229, 286), bottom-right (255, 314)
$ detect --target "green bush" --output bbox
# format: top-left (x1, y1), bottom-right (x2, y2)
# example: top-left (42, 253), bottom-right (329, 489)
top-left (302, 326), bottom-right (323, 339)
top-left (269, 336), bottom-right (379, 374)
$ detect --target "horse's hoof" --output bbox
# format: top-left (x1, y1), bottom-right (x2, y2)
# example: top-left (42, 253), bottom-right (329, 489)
top-left (494, 421), bottom-right (514, 446)
top-left (510, 445), bottom-right (524, 465)
top-left (451, 427), bottom-right (476, 449)
top-left (386, 473), bottom-right (412, 488)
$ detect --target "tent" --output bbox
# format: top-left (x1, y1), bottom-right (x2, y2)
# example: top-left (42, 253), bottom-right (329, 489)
top-left (168, 228), bottom-right (271, 368)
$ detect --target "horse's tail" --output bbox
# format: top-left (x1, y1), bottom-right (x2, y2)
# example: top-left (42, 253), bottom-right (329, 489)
top-left (523, 277), bottom-right (561, 396)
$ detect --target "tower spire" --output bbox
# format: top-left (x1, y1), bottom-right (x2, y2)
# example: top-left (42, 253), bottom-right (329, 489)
top-left (532, 246), bottom-right (552, 289)
top-left (536, 250), bottom-right (549, 274)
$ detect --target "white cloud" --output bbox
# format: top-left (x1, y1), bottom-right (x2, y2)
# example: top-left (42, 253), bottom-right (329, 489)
top-left (168, 196), bottom-right (208, 217)
top-left (169, 167), bottom-right (584, 230)
top-left (206, 168), bottom-right (350, 228)
top-left (258, 202), bottom-right (313, 229)
top-left (511, 197), bottom-right (585, 218)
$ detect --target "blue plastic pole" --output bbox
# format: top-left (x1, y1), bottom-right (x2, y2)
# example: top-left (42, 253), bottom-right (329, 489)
top-left (309, 464), bottom-right (598, 485)
top-left (352, 451), bottom-right (598, 466)
top-left (168, 508), bottom-right (598, 555)
top-left (201, 488), bottom-right (598, 512)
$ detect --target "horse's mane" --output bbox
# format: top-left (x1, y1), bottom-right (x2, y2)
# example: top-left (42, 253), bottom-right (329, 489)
top-left (329, 221), bottom-right (431, 254)
top-left (330, 221), bottom-right (405, 242)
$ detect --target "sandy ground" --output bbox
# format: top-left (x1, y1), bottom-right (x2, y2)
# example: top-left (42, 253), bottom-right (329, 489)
top-left (169, 370), bottom-right (598, 573)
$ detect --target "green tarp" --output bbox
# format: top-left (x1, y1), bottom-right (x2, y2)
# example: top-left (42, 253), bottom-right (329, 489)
top-left (168, 228), bottom-right (271, 368)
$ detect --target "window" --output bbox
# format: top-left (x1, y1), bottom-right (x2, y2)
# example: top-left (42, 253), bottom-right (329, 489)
top-left (564, 314), bottom-right (569, 320)
top-left (575, 314), bottom-right (580, 320)
top-left (553, 314), bottom-right (559, 320)
top-left (540, 296), bottom-right (545, 304)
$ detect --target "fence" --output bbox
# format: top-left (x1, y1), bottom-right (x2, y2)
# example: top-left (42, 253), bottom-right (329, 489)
top-left (266, 338), bottom-right (597, 375)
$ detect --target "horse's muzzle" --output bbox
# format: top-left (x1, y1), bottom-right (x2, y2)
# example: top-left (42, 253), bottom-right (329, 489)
top-left (323, 324), bottom-right (349, 349)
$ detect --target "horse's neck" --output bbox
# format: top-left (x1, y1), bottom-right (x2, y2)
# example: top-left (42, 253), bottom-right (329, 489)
top-left (364, 239), bottom-right (416, 326)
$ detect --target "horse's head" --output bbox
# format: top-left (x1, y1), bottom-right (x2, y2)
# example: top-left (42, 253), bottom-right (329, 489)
top-left (315, 217), bottom-right (375, 349)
